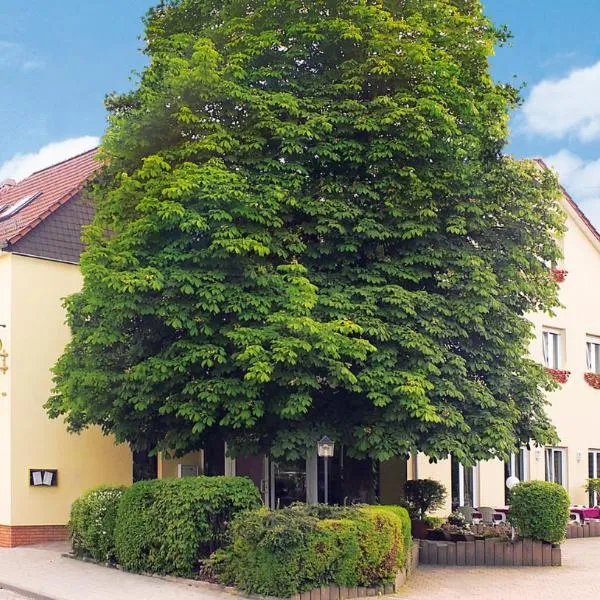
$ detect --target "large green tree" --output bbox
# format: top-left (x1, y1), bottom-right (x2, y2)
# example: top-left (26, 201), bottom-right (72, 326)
top-left (47, 0), bottom-right (564, 463)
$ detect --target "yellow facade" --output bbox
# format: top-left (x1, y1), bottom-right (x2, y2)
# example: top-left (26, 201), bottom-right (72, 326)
top-left (0, 252), bottom-right (131, 527)
top-left (413, 192), bottom-right (600, 513)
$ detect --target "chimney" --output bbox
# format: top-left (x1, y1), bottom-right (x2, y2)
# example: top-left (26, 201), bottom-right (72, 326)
top-left (0, 179), bottom-right (16, 194)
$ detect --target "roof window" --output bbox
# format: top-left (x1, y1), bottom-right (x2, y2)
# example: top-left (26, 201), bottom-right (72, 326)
top-left (0, 192), bottom-right (42, 220)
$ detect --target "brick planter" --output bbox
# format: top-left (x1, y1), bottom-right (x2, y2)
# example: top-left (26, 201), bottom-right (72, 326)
top-left (419, 538), bottom-right (560, 567)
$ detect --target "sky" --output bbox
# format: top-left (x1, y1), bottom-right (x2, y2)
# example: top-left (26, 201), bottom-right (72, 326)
top-left (1, 1), bottom-right (600, 224)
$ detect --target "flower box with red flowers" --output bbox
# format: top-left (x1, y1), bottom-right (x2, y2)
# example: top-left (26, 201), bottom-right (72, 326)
top-left (546, 368), bottom-right (570, 384)
top-left (551, 268), bottom-right (568, 283)
top-left (584, 372), bottom-right (600, 389)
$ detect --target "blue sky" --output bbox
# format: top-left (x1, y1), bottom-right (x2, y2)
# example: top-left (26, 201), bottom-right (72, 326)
top-left (1, 0), bottom-right (600, 224)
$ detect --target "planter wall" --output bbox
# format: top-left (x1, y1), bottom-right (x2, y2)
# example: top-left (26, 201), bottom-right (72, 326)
top-left (288, 542), bottom-right (420, 600)
top-left (566, 522), bottom-right (600, 539)
top-left (419, 538), bottom-right (560, 567)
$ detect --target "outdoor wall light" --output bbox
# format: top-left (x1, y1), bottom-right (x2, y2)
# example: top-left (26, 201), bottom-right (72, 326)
top-left (535, 448), bottom-right (542, 461)
top-left (576, 451), bottom-right (583, 463)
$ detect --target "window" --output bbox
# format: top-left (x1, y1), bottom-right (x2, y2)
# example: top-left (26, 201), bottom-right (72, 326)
top-left (504, 449), bottom-right (529, 503)
top-left (589, 451), bottom-right (600, 506)
top-left (451, 457), bottom-right (479, 510)
top-left (542, 328), bottom-right (562, 369)
top-left (0, 192), bottom-right (41, 220)
top-left (545, 447), bottom-right (567, 487)
top-left (587, 337), bottom-right (600, 373)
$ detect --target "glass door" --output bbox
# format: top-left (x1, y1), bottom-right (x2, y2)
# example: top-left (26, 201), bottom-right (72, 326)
top-left (545, 447), bottom-right (566, 487)
top-left (269, 459), bottom-right (307, 508)
top-left (589, 450), bottom-right (600, 506)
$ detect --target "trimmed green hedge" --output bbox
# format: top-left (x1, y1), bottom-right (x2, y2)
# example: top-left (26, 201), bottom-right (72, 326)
top-left (69, 485), bottom-right (126, 562)
top-left (508, 480), bottom-right (570, 544)
top-left (219, 504), bottom-right (410, 597)
top-left (114, 476), bottom-right (261, 576)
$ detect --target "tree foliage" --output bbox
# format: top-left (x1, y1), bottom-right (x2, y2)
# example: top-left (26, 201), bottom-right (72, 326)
top-left (47, 0), bottom-right (564, 462)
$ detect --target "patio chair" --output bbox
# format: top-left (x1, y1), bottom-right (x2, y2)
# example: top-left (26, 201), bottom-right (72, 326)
top-left (569, 512), bottom-right (581, 525)
top-left (478, 506), bottom-right (496, 525)
top-left (457, 505), bottom-right (474, 524)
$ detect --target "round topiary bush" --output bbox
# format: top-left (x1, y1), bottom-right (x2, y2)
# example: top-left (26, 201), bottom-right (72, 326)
top-left (404, 479), bottom-right (447, 521)
top-left (69, 485), bottom-right (126, 562)
top-left (508, 480), bottom-right (569, 544)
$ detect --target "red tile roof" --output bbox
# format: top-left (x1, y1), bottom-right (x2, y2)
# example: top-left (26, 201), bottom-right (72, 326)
top-left (534, 158), bottom-right (600, 245)
top-left (0, 148), bottom-right (99, 246)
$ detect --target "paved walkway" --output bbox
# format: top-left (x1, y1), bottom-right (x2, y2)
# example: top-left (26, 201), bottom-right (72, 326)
top-left (402, 537), bottom-right (600, 599)
top-left (0, 543), bottom-right (240, 600)
top-left (0, 538), bottom-right (599, 599)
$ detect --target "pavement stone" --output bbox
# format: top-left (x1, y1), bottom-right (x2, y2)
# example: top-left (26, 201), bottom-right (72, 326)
top-left (0, 543), bottom-right (242, 600)
top-left (399, 537), bottom-right (600, 599)
top-left (0, 538), bottom-right (599, 599)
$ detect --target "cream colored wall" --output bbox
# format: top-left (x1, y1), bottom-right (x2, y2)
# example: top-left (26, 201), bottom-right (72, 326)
top-left (9, 254), bottom-right (131, 526)
top-left (415, 454), bottom-right (452, 515)
top-left (158, 451), bottom-right (203, 479)
top-left (526, 202), bottom-right (600, 505)
top-left (413, 200), bottom-right (600, 509)
top-left (0, 254), bottom-right (12, 524)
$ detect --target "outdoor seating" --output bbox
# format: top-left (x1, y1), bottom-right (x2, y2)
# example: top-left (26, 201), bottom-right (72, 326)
top-left (457, 505), bottom-right (482, 524)
top-left (478, 506), bottom-right (495, 524)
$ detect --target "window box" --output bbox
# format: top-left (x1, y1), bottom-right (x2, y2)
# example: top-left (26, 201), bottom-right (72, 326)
top-left (584, 372), bottom-right (600, 389)
top-left (551, 268), bottom-right (568, 283)
top-left (545, 368), bottom-right (570, 384)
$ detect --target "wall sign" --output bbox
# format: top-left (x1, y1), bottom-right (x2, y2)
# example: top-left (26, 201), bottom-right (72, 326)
top-left (29, 469), bottom-right (58, 487)
top-left (0, 340), bottom-right (7, 375)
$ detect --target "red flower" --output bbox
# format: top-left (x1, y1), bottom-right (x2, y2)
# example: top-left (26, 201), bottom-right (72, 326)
top-left (584, 372), bottom-right (600, 389)
top-left (551, 268), bottom-right (568, 283)
top-left (546, 368), bottom-right (570, 384)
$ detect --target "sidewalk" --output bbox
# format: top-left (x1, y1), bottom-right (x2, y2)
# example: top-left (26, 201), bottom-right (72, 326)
top-left (0, 543), bottom-right (243, 600)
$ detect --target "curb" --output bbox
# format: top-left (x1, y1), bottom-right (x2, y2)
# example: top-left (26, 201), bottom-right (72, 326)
top-left (0, 581), bottom-right (58, 600)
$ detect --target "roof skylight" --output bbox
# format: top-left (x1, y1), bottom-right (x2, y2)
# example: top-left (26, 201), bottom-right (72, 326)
top-left (0, 192), bottom-right (42, 220)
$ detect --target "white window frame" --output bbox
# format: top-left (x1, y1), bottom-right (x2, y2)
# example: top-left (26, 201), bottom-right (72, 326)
top-left (458, 463), bottom-right (479, 508)
top-left (542, 328), bottom-right (563, 369)
top-left (508, 448), bottom-right (530, 482)
top-left (587, 336), bottom-right (600, 373)
top-left (545, 447), bottom-right (567, 488)
top-left (589, 450), bottom-right (600, 506)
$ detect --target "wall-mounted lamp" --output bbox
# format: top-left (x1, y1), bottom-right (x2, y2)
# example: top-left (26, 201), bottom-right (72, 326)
top-left (576, 451), bottom-right (583, 463)
top-left (535, 449), bottom-right (542, 462)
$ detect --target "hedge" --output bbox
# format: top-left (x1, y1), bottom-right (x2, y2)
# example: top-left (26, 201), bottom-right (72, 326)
top-left (508, 480), bottom-right (570, 544)
top-left (218, 504), bottom-right (410, 597)
top-left (69, 485), bottom-right (126, 562)
top-left (114, 476), bottom-right (261, 576)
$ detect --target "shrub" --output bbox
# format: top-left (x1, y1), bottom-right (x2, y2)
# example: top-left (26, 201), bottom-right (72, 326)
top-left (367, 505), bottom-right (412, 568)
top-left (220, 504), bottom-right (407, 597)
top-left (585, 478), bottom-right (600, 502)
top-left (114, 476), bottom-right (261, 576)
top-left (508, 480), bottom-right (569, 544)
top-left (404, 479), bottom-right (447, 521)
top-left (69, 485), bottom-right (126, 562)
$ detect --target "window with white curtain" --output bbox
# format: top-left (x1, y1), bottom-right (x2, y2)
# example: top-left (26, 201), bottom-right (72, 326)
top-left (545, 447), bottom-right (567, 488)
top-left (542, 329), bottom-right (562, 369)
top-left (586, 337), bottom-right (600, 373)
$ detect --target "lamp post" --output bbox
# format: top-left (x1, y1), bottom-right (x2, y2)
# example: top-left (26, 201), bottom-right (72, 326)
top-left (317, 436), bottom-right (335, 504)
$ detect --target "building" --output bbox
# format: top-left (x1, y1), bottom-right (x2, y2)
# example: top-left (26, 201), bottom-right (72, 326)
top-left (414, 160), bottom-right (600, 514)
top-left (0, 150), bottom-right (131, 547)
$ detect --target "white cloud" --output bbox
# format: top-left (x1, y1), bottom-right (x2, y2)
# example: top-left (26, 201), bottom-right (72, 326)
top-left (0, 40), bottom-right (44, 71)
top-left (522, 61), bottom-right (600, 141)
top-left (0, 136), bottom-right (100, 182)
top-left (544, 149), bottom-right (600, 229)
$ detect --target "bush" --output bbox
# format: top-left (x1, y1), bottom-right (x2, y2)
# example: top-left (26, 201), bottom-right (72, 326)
top-left (114, 476), bottom-right (261, 576)
top-left (404, 479), bottom-right (447, 521)
top-left (508, 481), bottom-right (569, 544)
top-left (585, 478), bottom-right (600, 502)
top-left (69, 485), bottom-right (126, 562)
top-left (219, 504), bottom-right (409, 597)
top-left (367, 505), bottom-right (412, 568)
